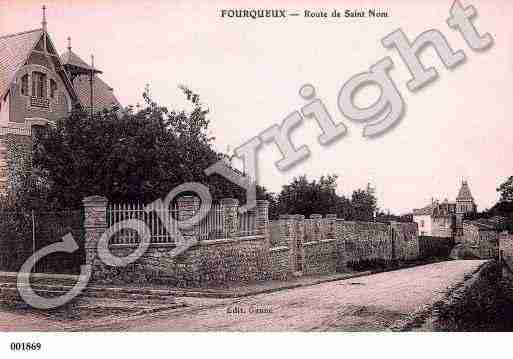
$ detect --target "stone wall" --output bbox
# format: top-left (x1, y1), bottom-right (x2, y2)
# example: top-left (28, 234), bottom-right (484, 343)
top-left (391, 222), bottom-right (420, 261)
top-left (287, 218), bottom-right (420, 272)
top-left (461, 222), bottom-right (498, 259)
top-left (269, 220), bottom-right (281, 247)
top-left (478, 230), bottom-right (498, 259)
top-left (460, 223), bottom-right (480, 257)
top-left (337, 220), bottom-right (393, 267)
top-left (84, 196), bottom-right (435, 286)
top-left (418, 236), bottom-right (454, 259)
top-left (269, 246), bottom-right (290, 280)
top-left (499, 231), bottom-right (513, 277)
top-left (93, 236), bottom-right (272, 287)
top-left (269, 217), bottom-right (425, 274)
top-left (302, 239), bottom-right (337, 275)
top-left (500, 231), bottom-right (513, 261)
top-left (84, 196), bottom-right (284, 288)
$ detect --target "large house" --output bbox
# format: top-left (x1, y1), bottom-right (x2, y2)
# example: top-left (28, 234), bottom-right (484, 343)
top-left (412, 180), bottom-right (477, 237)
top-left (0, 7), bottom-right (120, 195)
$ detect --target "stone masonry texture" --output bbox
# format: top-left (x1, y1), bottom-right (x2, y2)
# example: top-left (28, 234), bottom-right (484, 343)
top-left (84, 198), bottom-right (430, 287)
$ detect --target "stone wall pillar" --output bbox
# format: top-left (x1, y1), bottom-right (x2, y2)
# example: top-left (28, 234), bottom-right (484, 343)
top-left (389, 222), bottom-right (398, 261)
top-left (256, 200), bottom-right (270, 243)
top-left (0, 138), bottom-right (8, 195)
top-left (310, 214), bottom-right (322, 241)
top-left (83, 195), bottom-right (108, 268)
top-left (177, 196), bottom-right (200, 238)
top-left (454, 213), bottom-right (464, 239)
top-left (220, 198), bottom-right (239, 238)
top-left (280, 214), bottom-right (297, 274)
top-left (325, 214), bottom-right (337, 239)
top-left (294, 215), bottom-right (305, 273)
top-left (295, 215), bottom-right (306, 244)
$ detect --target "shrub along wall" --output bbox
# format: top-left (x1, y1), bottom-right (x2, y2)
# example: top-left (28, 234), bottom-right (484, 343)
top-left (430, 261), bottom-right (499, 331)
top-left (0, 210), bottom-right (32, 272)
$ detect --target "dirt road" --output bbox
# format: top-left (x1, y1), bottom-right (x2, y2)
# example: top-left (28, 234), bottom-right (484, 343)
top-left (90, 260), bottom-right (486, 331)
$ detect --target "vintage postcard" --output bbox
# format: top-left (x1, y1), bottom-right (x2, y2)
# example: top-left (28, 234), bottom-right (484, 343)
top-left (0, 0), bottom-right (511, 357)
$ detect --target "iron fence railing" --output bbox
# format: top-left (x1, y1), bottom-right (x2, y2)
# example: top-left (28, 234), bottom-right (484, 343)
top-left (107, 202), bottom-right (259, 244)
top-left (107, 202), bottom-right (179, 245)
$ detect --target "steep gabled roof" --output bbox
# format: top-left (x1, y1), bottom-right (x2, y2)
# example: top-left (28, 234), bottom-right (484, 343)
top-left (457, 180), bottom-right (474, 201)
top-left (0, 24), bottom-right (120, 114)
top-left (0, 28), bottom-right (80, 107)
top-left (0, 28), bottom-right (43, 99)
top-left (72, 74), bottom-right (120, 113)
top-left (60, 50), bottom-right (101, 74)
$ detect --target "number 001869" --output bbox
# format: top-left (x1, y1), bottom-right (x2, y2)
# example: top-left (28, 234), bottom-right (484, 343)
top-left (10, 342), bottom-right (41, 351)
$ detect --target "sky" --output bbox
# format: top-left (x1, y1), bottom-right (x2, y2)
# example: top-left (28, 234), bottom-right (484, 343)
top-left (0, 0), bottom-right (511, 214)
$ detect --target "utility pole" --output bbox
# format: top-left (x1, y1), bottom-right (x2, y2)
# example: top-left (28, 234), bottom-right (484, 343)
top-left (90, 55), bottom-right (94, 119)
top-left (31, 210), bottom-right (36, 273)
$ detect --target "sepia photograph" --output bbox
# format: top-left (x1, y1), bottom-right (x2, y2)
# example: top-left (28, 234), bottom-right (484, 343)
top-left (0, 0), bottom-right (511, 357)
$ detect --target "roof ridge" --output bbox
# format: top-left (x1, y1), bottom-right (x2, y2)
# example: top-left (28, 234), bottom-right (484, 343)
top-left (60, 49), bottom-right (102, 73)
top-left (0, 28), bottom-right (42, 41)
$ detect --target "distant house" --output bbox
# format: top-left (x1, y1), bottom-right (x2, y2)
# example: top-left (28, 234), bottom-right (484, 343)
top-left (0, 7), bottom-right (120, 195)
top-left (412, 202), bottom-right (436, 236)
top-left (412, 180), bottom-right (476, 237)
top-left (461, 216), bottom-right (503, 259)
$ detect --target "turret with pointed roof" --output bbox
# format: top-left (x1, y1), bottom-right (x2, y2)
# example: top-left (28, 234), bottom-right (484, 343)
top-left (59, 37), bottom-right (120, 113)
top-left (456, 180), bottom-right (476, 214)
top-left (60, 48), bottom-right (101, 78)
top-left (457, 180), bottom-right (473, 201)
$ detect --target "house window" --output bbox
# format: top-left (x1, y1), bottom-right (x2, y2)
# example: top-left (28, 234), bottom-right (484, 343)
top-left (21, 74), bottom-right (29, 96)
top-left (32, 71), bottom-right (47, 99)
top-left (50, 79), bottom-right (57, 99)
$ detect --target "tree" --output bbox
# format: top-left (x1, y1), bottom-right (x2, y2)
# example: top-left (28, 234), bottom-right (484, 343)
top-left (274, 174), bottom-right (377, 221)
top-left (497, 176), bottom-right (513, 202)
top-left (276, 175), bottom-right (342, 217)
top-left (349, 186), bottom-right (377, 222)
top-left (31, 86), bottom-right (270, 208)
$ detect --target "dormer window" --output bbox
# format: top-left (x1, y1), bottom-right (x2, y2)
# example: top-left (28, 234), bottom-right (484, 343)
top-left (21, 74), bottom-right (29, 96)
top-left (50, 79), bottom-right (57, 99)
top-left (32, 71), bottom-right (47, 99)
